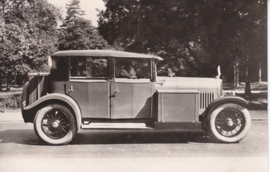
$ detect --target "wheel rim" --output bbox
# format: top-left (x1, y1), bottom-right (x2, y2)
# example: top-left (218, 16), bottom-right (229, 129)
top-left (41, 109), bottom-right (71, 139)
top-left (215, 108), bottom-right (246, 138)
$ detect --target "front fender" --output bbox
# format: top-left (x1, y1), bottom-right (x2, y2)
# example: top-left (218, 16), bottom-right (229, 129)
top-left (201, 95), bottom-right (249, 129)
top-left (23, 93), bottom-right (82, 129)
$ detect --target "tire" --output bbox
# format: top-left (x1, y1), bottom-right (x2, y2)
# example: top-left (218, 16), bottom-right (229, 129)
top-left (34, 104), bottom-right (77, 145)
top-left (21, 81), bottom-right (29, 110)
top-left (208, 103), bottom-right (251, 143)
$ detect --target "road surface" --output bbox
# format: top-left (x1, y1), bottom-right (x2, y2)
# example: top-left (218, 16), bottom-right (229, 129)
top-left (0, 110), bottom-right (268, 172)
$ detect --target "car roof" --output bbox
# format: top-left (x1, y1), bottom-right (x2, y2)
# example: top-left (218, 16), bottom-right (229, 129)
top-left (51, 50), bottom-right (163, 60)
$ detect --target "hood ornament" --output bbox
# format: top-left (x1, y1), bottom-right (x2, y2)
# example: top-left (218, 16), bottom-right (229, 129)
top-left (216, 66), bottom-right (221, 79)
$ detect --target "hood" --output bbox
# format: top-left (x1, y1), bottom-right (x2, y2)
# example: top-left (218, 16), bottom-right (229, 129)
top-left (156, 76), bottom-right (222, 90)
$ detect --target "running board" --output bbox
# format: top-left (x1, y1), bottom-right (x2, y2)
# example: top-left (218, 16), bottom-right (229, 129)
top-left (81, 123), bottom-right (153, 129)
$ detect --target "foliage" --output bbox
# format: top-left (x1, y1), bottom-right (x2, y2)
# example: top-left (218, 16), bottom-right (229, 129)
top-left (0, 0), bottom-right (62, 84)
top-left (98, 0), bottom-right (267, 78)
top-left (58, 0), bottom-right (110, 50)
top-left (0, 94), bottom-right (21, 110)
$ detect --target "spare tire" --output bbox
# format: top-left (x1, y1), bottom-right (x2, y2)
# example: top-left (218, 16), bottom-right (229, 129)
top-left (21, 81), bottom-right (29, 110)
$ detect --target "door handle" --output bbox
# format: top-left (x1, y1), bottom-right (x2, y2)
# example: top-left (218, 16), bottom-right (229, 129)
top-left (65, 83), bottom-right (74, 95)
top-left (67, 84), bottom-right (74, 94)
top-left (110, 86), bottom-right (120, 98)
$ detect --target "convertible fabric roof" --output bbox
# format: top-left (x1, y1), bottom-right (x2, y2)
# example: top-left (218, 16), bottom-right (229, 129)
top-left (51, 50), bottom-right (163, 60)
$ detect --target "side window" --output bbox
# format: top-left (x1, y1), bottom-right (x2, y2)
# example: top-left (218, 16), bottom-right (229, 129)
top-left (50, 57), bottom-right (69, 81)
top-left (115, 58), bottom-right (151, 79)
top-left (70, 57), bottom-right (108, 79)
top-left (70, 57), bottom-right (87, 77)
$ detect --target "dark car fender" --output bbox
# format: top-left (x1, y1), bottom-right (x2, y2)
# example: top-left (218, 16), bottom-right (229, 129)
top-left (201, 95), bottom-right (249, 130)
top-left (22, 93), bottom-right (82, 129)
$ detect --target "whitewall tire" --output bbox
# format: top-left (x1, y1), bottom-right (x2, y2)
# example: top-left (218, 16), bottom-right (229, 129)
top-left (34, 104), bottom-right (77, 145)
top-left (209, 103), bottom-right (251, 143)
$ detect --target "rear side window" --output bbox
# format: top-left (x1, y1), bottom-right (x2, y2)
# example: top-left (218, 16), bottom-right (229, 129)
top-left (70, 57), bottom-right (108, 79)
top-left (50, 57), bottom-right (69, 81)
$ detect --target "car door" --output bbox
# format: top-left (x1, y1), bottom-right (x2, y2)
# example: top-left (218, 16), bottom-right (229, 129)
top-left (110, 58), bottom-right (155, 119)
top-left (67, 57), bottom-right (110, 119)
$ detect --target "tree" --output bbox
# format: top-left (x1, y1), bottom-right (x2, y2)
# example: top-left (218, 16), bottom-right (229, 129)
top-left (58, 0), bottom-right (110, 50)
top-left (98, 0), bottom-right (267, 79)
top-left (0, 0), bottom-right (61, 87)
top-left (239, 0), bottom-right (267, 82)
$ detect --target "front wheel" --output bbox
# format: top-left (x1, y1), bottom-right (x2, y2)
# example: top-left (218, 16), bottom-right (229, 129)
top-left (208, 103), bottom-right (251, 143)
top-left (34, 104), bottom-right (77, 145)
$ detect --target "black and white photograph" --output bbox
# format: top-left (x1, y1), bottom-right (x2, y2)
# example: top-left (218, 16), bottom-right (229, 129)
top-left (0, 0), bottom-right (268, 171)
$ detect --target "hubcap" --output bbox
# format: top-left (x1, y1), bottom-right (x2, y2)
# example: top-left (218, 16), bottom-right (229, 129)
top-left (226, 118), bottom-right (234, 127)
top-left (52, 120), bottom-right (60, 128)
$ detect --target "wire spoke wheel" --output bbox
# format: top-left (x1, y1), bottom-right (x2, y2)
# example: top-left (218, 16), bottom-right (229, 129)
top-left (215, 109), bottom-right (245, 137)
top-left (34, 104), bottom-right (77, 145)
top-left (41, 110), bottom-right (71, 139)
top-left (209, 103), bottom-right (251, 143)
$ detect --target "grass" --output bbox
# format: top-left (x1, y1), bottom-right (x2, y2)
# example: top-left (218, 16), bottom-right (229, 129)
top-left (0, 85), bottom-right (23, 111)
top-left (0, 94), bottom-right (21, 112)
top-left (223, 82), bottom-right (268, 91)
top-left (223, 82), bottom-right (268, 110)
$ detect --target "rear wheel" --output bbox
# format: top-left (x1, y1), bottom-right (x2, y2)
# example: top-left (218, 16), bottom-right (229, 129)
top-left (208, 103), bottom-right (251, 143)
top-left (34, 104), bottom-right (77, 145)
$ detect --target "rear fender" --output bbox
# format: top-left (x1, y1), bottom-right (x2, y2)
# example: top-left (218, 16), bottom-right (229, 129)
top-left (23, 93), bottom-right (82, 129)
top-left (201, 95), bottom-right (249, 129)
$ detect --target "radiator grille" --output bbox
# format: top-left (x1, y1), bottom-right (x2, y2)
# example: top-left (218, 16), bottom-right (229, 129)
top-left (200, 92), bottom-right (214, 109)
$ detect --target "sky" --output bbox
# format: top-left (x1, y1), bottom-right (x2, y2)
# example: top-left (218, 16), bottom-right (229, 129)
top-left (46, 0), bottom-right (106, 27)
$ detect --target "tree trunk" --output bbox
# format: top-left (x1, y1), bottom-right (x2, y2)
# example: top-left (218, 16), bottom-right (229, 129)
top-left (258, 61), bottom-right (261, 82)
top-left (6, 75), bottom-right (10, 91)
top-left (0, 78), bottom-right (2, 91)
top-left (245, 58), bottom-right (251, 97)
top-left (234, 59), bottom-right (240, 88)
top-left (246, 59), bottom-right (249, 81)
top-left (245, 80), bottom-right (251, 97)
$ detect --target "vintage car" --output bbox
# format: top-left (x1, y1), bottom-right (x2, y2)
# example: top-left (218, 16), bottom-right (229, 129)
top-left (21, 50), bottom-right (251, 145)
